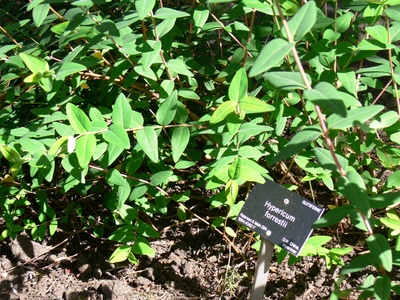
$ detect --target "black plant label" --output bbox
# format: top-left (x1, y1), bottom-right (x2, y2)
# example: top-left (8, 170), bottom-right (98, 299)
top-left (237, 180), bottom-right (324, 257)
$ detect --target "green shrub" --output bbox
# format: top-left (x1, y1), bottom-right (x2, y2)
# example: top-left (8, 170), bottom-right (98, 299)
top-left (1, 0), bottom-right (400, 298)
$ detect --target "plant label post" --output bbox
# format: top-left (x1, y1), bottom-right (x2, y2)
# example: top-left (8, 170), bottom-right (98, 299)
top-left (237, 180), bottom-right (324, 300)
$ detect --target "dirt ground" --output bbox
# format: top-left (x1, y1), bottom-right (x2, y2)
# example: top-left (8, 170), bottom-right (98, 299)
top-left (0, 211), bottom-right (389, 300)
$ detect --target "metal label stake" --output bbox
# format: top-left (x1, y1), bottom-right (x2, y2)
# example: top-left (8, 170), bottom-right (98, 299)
top-left (250, 238), bottom-right (274, 300)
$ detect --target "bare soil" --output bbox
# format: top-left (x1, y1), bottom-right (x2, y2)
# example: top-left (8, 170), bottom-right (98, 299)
top-left (0, 214), bottom-right (385, 300)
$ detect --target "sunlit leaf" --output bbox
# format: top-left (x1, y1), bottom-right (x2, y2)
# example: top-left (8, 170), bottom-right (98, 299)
top-left (367, 234), bottom-right (392, 272)
top-left (282, 1), bottom-right (316, 41)
top-left (112, 93), bottom-right (132, 129)
top-left (270, 126), bottom-right (321, 164)
top-left (135, 0), bottom-right (155, 20)
top-left (210, 101), bottom-right (237, 124)
top-left (103, 124), bottom-right (130, 149)
top-left (136, 127), bottom-right (159, 163)
top-left (19, 52), bottom-right (49, 73)
top-left (76, 134), bottom-right (96, 168)
top-left (171, 126), bottom-right (190, 163)
top-left (66, 103), bottom-right (91, 134)
top-left (249, 39), bottom-right (294, 77)
top-left (337, 170), bottom-right (371, 217)
top-left (229, 68), bottom-right (247, 102)
top-left (32, 3), bottom-right (49, 27)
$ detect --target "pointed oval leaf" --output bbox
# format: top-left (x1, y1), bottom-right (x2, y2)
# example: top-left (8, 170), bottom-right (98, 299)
top-left (239, 96), bottom-right (275, 114)
top-left (109, 245), bottom-right (132, 263)
top-left (327, 105), bottom-right (384, 130)
top-left (103, 124), bottom-right (130, 149)
top-left (263, 72), bottom-right (310, 90)
top-left (314, 148), bottom-right (349, 172)
top-left (374, 275), bottom-right (391, 300)
top-left (270, 126), bottom-right (321, 164)
top-left (337, 71), bottom-right (357, 95)
top-left (367, 234), bottom-right (392, 272)
top-left (55, 62), bottom-right (87, 80)
top-left (171, 126), bottom-right (190, 163)
top-left (166, 59), bottom-right (193, 77)
top-left (337, 170), bottom-right (371, 217)
top-left (156, 90), bottom-right (178, 126)
top-left (135, 0), bottom-right (156, 20)
top-left (282, 1), bottom-right (317, 41)
top-left (366, 25), bottom-right (388, 44)
top-left (304, 82), bottom-right (347, 117)
top-left (210, 100), bottom-right (237, 124)
top-left (312, 205), bottom-right (355, 228)
top-left (154, 7), bottom-right (190, 19)
top-left (66, 103), bottom-right (91, 134)
top-left (112, 93), bottom-right (132, 129)
top-left (0, 145), bottom-right (21, 163)
top-left (131, 239), bottom-right (155, 257)
top-left (19, 52), bottom-right (49, 73)
top-left (193, 7), bottom-right (209, 29)
top-left (106, 169), bottom-right (126, 186)
top-left (249, 39), bottom-right (294, 77)
top-left (136, 127), bottom-right (159, 163)
top-left (76, 134), bottom-right (96, 168)
top-left (33, 3), bottom-right (49, 27)
top-left (229, 68), bottom-right (247, 102)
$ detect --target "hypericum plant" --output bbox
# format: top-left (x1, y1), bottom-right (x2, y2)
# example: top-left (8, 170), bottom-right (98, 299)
top-left (1, 0), bottom-right (400, 298)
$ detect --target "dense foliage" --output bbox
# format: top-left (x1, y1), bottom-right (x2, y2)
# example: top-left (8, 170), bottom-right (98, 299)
top-left (1, 0), bottom-right (400, 298)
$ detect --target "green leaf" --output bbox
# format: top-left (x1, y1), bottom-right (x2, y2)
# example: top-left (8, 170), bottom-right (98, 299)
top-left (387, 170), bottom-right (400, 188)
top-left (156, 90), bottom-right (178, 126)
top-left (369, 111), bottom-right (399, 129)
top-left (370, 193), bottom-right (400, 209)
top-left (337, 170), bottom-right (371, 217)
top-left (32, 3), bottom-right (49, 27)
top-left (154, 7), bottom-right (190, 19)
top-left (135, 0), bottom-right (155, 20)
top-left (106, 169), bottom-right (126, 186)
top-left (76, 134), bottom-right (96, 168)
top-left (366, 25), bottom-right (388, 44)
top-left (337, 71), bottom-right (357, 95)
top-left (109, 245), bottom-right (132, 263)
top-left (210, 101), bottom-right (237, 124)
top-left (374, 276), bottom-right (391, 300)
top-left (327, 105), bottom-right (384, 130)
top-left (171, 126), bottom-right (190, 163)
top-left (141, 40), bottom-right (161, 71)
top-left (367, 234), bottom-right (392, 272)
top-left (304, 82), bottom-right (347, 117)
top-left (112, 93), bottom-right (132, 129)
top-left (381, 218), bottom-right (400, 231)
top-left (270, 126), bottom-right (321, 164)
top-left (166, 59), bottom-right (193, 77)
top-left (263, 72), bottom-right (310, 90)
top-left (193, 7), bottom-right (209, 29)
top-left (341, 253), bottom-right (374, 275)
top-left (0, 145), bottom-right (21, 163)
top-left (228, 158), bottom-right (241, 180)
top-left (150, 170), bottom-right (173, 186)
top-left (335, 13), bottom-right (354, 33)
top-left (249, 39), bottom-right (294, 77)
top-left (313, 205), bottom-right (355, 228)
top-left (229, 68), bottom-right (247, 102)
top-left (55, 62), bottom-right (86, 80)
top-left (239, 96), bottom-right (275, 114)
top-left (136, 127), bottom-right (159, 163)
top-left (19, 52), bottom-right (49, 74)
top-left (103, 124), bottom-right (130, 149)
top-left (131, 238), bottom-right (155, 257)
top-left (282, 1), bottom-right (316, 41)
top-left (66, 103), bottom-right (91, 134)
top-left (314, 148), bottom-right (348, 172)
